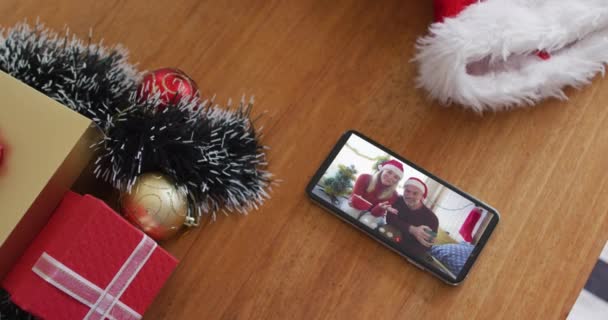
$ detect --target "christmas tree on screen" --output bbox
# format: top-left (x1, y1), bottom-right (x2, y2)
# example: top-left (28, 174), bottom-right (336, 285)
top-left (322, 164), bottom-right (357, 204)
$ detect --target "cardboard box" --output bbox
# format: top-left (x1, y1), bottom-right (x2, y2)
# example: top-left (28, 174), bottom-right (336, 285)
top-left (0, 71), bottom-right (100, 280)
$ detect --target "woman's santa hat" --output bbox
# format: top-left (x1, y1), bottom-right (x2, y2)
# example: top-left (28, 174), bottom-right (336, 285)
top-left (415, 0), bottom-right (608, 112)
top-left (378, 159), bottom-right (404, 179)
top-left (404, 177), bottom-right (428, 198)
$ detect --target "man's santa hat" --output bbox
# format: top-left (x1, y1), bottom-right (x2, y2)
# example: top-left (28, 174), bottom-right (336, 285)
top-left (415, 0), bottom-right (608, 112)
top-left (404, 177), bottom-right (428, 199)
top-left (378, 159), bottom-right (404, 178)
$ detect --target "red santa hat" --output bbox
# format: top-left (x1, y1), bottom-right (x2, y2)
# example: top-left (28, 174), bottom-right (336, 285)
top-left (433, 0), bottom-right (478, 23)
top-left (378, 159), bottom-right (404, 179)
top-left (415, 0), bottom-right (608, 112)
top-left (404, 177), bottom-right (428, 199)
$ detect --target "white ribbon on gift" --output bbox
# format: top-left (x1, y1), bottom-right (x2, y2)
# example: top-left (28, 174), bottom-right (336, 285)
top-left (32, 235), bottom-right (157, 320)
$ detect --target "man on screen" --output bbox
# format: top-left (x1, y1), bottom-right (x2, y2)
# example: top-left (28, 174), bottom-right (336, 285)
top-left (382, 177), bottom-right (439, 258)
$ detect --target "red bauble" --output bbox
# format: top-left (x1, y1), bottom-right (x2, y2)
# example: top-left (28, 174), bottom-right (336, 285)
top-left (137, 68), bottom-right (200, 107)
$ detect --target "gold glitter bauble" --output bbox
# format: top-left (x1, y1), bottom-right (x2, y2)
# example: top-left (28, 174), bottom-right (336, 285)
top-left (120, 172), bottom-right (188, 240)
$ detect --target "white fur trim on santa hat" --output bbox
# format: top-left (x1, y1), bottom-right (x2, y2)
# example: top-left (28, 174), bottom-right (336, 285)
top-left (404, 178), bottom-right (426, 195)
top-left (381, 164), bottom-right (404, 178)
top-left (414, 0), bottom-right (608, 112)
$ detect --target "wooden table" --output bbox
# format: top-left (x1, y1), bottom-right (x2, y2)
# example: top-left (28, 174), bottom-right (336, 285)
top-left (2, 1), bottom-right (607, 319)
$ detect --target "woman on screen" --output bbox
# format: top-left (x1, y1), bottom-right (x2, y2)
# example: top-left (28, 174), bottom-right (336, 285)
top-left (343, 159), bottom-right (403, 220)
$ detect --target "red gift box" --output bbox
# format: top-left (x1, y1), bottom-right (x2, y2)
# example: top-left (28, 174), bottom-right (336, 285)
top-left (350, 195), bottom-right (372, 211)
top-left (2, 192), bottom-right (178, 319)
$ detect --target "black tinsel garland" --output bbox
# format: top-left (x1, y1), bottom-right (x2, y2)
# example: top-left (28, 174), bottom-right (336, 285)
top-left (0, 23), bottom-right (135, 127)
top-left (93, 94), bottom-right (272, 218)
top-left (0, 22), bottom-right (273, 219)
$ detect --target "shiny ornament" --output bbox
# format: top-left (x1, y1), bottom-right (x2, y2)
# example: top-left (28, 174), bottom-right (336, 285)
top-left (137, 68), bottom-right (200, 107)
top-left (120, 172), bottom-right (189, 240)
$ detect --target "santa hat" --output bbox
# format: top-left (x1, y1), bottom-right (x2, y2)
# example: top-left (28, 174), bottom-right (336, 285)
top-left (415, 0), bottom-right (608, 112)
top-left (378, 159), bottom-right (404, 178)
top-left (404, 177), bottom-right (428, 198)
top-left (433, 0), bottom-right (478, 23)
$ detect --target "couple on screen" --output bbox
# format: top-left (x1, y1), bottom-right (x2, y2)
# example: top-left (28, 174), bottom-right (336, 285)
top-left (345, 159), bottom-right (438, 258)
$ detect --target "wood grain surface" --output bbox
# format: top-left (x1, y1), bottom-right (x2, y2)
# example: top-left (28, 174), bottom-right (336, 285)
top-left (2, 1), bottom-right (608, 319)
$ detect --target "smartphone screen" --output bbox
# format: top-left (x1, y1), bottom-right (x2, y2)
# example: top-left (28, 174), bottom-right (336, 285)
top-left (306, 130), bottom-right (499, 285)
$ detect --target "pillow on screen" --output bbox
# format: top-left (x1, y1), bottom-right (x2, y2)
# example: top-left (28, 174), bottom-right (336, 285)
top-left (430, 243), bottom-right (474, 275)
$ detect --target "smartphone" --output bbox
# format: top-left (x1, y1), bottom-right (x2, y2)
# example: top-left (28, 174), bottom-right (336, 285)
top-left (306, 130), bottom-right (499, 285)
